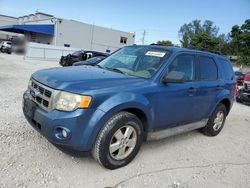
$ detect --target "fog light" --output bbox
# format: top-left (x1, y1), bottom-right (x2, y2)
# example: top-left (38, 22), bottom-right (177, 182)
top-left (55, 127), bottom-right (71, 140)
top-left (62, 129), bottom-right (68, 138)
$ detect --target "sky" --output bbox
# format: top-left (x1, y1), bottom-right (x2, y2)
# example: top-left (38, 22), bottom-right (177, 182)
top-left (0, 0), bottom-right (249, 45)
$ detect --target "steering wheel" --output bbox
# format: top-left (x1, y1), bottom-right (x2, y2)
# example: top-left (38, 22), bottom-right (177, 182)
top-left (147, 67), bottom-right (157, 75)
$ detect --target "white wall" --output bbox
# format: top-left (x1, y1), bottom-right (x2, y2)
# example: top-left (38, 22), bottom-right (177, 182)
top-left (0, 15), bottom-right (18, 27)
top-left (25, 42), bottom-right (80, 61)
top-left (18, 13), bottom-right (53, 24)
top-left (91, 25), bottom-right (135, 51)
top-left (56, 19), bottom-right (92, 50)
top-left (23, 19), bottom-right (55, 25)
top-left (56, 19), bottom-right (135, 53)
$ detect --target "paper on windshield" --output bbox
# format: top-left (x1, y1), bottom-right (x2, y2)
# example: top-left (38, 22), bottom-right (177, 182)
top-left (145, 51), bottom-right (166, 57)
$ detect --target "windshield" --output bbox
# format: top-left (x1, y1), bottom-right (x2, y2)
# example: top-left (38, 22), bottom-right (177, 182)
top-left (86, 56), bottom-right (104, 63)
top-left (98, 46), bottom-right (169, 78)
top-left (72, 50), bottom-right (84, 56)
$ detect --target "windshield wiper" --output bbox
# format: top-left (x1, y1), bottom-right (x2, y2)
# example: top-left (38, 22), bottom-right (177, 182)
top-left (95, 64), bottom-right (103, 68)
top-left (105, 67), bottom-right (126, 74)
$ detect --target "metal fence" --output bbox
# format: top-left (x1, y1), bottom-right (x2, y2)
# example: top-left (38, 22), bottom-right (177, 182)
top-left (24, 42), bottom-right (80, 61)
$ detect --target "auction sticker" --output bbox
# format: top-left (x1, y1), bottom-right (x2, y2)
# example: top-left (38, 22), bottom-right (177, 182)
top-left (145, 51), bottom-right (166, 57)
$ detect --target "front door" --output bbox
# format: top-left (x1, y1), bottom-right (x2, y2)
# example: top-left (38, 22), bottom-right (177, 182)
top-left (154, 53), bottom-right (201, 129)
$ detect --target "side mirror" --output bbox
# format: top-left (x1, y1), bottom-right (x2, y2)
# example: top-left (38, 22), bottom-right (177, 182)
top-left (162, 71), bottom-right (185, 83)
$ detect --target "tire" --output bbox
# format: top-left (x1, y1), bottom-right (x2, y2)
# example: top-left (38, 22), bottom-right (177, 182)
top-left (201, 103), bottom-right (227, 136)
top-left (92, 111), bottom-right (143, 169)
top-left (236, 96), bottom-right (241, 103)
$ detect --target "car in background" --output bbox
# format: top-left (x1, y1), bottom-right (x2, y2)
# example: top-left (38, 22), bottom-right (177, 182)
top-left (0, 41), bottom-right (12, 54)
top-left (59, 50), bottom-right (108, 67)
top-left (11, 37), bottom-right (26, 54)
top-left (73, 56), bottom-right (107, 66)
top-left (236, 72), bottom-right (250, 104)
top-left (235, 71), bottom-right (245, 86)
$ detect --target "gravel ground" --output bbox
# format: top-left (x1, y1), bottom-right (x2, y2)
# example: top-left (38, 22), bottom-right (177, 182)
top-left (0, 53), bottom-right (250, 188)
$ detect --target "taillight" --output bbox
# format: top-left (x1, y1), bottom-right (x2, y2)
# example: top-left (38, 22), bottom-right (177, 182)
top-left (234, 83), bottom-right (239, 96)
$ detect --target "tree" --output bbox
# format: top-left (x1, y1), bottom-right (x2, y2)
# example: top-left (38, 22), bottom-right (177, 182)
top-left (217, 33), bottom-right (232, 55)
top-left (230, 19), bottom-right (250, 65)
top-left (157, 40), bottom-right (174, 46)
top-left (178, 19), bottom-right (219, 48)
top-left (230, 25), bottom-right (241, 55)
top-left (190, 32), bottom-right (220, 51)
top-left (202, 20), bottom-right (219, 37)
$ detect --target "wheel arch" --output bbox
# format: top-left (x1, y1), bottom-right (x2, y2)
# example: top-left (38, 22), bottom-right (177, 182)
top-left (118, 107), bottom-right (149, 140)
top-left (86, 93), bottom-right (154, 149)
top-left (219, 98), bottom-right (231, 115)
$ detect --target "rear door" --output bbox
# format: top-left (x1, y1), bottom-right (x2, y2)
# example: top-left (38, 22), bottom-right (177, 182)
top-left (194, 55), bottom-right (222, 118)
top-left (217, 58), bottom-right (235, 100)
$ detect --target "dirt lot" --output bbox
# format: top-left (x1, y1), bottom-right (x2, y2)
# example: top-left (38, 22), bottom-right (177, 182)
top-left (0, 53), bottom-right (249, 188)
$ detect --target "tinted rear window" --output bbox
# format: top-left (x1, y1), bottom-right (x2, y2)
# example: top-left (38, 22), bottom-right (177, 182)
top-left (218, 58), bottom-right (234, 80)
top-left (199, 56), bottom-right (218, 80)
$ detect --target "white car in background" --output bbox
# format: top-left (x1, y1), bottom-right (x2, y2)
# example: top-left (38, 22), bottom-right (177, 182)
top-left (0, 41), bottom-right (12, 54)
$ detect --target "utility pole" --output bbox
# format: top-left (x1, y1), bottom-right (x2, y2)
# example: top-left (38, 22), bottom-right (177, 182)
top-left (141, 30), bottom-right (146, 45)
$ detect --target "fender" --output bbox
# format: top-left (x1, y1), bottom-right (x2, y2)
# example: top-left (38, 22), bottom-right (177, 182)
top-left (84, 92), bottom-right (154, 150)
top-left (208, 89), bottom-right (232, 117)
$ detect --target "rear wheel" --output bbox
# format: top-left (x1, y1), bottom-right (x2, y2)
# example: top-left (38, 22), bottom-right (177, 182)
top-left (201, 103), bottom-right (227, 136)
top-left (92, 111), bottom-right (143, 169)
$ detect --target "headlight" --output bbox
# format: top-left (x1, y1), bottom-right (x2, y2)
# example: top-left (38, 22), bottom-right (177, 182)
top-left (55, 91), bottom-right (92, 111)
top-left (28, 79), bottom-right (32, 88)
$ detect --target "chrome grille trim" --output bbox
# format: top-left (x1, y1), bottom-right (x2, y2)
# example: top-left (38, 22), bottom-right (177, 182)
top-left (28, 79), bottom-right (55, 112)
top-left (244, 81), bottom-right (250, 91)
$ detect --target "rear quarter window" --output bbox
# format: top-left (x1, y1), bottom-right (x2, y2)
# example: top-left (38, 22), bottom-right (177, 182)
top-left (218, 58), bottom-right (234, 80)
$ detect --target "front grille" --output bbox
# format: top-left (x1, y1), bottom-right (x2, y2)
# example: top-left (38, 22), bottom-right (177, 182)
top-left (29, 79), bottom-right (54, 111)
top-left (244, 81), bottom-right (250, 91)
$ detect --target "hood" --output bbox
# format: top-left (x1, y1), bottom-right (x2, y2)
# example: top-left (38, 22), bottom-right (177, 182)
top-left (32, 66), bottom-right (145, 94)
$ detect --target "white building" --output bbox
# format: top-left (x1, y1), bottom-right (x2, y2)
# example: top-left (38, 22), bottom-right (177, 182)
top-left (0, 12), bottom-right (135, 53)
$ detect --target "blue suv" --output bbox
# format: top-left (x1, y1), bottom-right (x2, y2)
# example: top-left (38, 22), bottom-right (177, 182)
top-left (23, 45), bottom-right (235, 169)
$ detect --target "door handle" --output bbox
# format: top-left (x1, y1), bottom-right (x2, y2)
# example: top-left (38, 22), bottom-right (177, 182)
top-left (188, 87), bottom-right (197, 94)
top-left (216, 85), bottom-right (223, 90)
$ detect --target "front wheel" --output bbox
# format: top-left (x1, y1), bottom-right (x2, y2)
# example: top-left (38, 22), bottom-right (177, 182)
top-left (201, 103), bottom-right (227, 136)
top-left (92, 112), bottom-right (143, 169)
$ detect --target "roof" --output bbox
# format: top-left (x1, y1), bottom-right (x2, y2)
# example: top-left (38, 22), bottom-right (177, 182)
top-left (133, 45), bottom-right (225, 58)
top-left (18, 12), bottom-right (54, 19)
top-left (35, 12), bottom-right (54, 17)
top-left (0, 24), bottom-right (54, 35)
top-left (0, 14), bottom-right (18, 19)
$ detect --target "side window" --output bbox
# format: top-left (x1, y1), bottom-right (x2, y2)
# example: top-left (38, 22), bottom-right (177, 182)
top-left (218, 58), bottom-right (234, 80)
top-left (168, 54), bottom-right (195, 81)
top-left (199, 56), bottom-right (218, 81)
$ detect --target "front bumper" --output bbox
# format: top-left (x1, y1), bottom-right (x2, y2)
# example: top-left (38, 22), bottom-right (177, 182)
top-left (22, 91), bottom-right (105, 151)
top-left (237, 90), bottom-right (250, 103)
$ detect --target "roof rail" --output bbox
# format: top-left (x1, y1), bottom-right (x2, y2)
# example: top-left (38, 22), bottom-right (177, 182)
top-left (188, 47), bottom-right (221, 55)
top-left (150, 43), bottom-right (163, 46)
